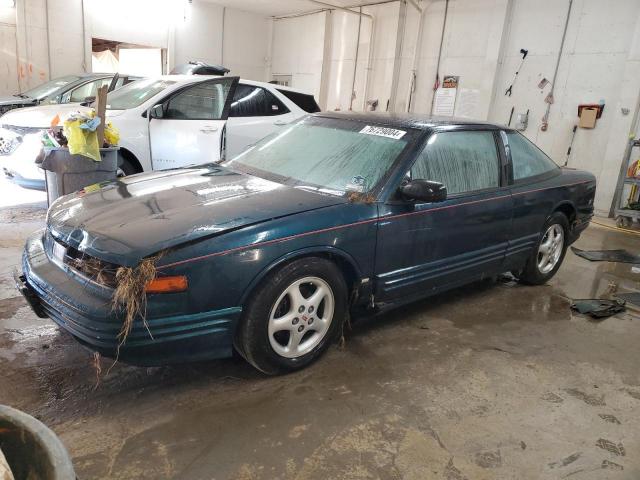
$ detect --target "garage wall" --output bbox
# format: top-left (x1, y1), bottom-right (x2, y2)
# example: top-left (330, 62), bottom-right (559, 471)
top-left (407, 0), bottom-right (509, 118)
top-left (174, 2), bottom-right (223, 71)
top-left (324, 10), bottom-right (372, 111)
top-left (47, 0), bottom-right (86, 78)
top-left (488, 0), bottom-right (640, 213)
top-left (13, 0), bottom-right (52, 92)
top-left (0, 6), bottom-right (19, 96)
top-left (222, 8), bottom-right (270, 81)
top-left (394, 0), bottom-right (640, 214)
top-left (271, 12), bottom-right (327, 96)
top-left (0, 0), bottom-right (270, 98)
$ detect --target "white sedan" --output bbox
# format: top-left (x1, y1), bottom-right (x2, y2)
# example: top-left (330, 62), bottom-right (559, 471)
top-left (0, 75), bottom-right (320, 190)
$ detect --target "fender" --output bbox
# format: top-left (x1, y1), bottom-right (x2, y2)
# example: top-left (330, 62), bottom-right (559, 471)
top-left (238, 245), bottom-right (364, 307)
top-left (551, 199), bottom-right (577, 222)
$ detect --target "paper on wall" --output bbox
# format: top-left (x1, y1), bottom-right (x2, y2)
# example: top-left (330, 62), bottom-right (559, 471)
top-left (455, 88), bottom-right (480, 119)
top-left (433, 88), bottom-right (457, 116)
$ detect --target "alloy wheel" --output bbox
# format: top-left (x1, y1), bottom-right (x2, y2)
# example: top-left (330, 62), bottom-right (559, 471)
top-left (268, 276), bottom-right (335, 359)
top-left (537, 224), bottom-right (564, 274)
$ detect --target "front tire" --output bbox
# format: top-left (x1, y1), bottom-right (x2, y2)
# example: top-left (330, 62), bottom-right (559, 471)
top-left (515, 212), bottom-right (569, 285)
top-left (235, 257), bottom-right (347, 375)
top-left (117, 153), bottom-right (138, 177)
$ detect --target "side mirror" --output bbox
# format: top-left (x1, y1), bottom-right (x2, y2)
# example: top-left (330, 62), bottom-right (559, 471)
top-left (149, 104), bottom-right (164, 119)
top-left (399, 179), bottom-right (447, 203)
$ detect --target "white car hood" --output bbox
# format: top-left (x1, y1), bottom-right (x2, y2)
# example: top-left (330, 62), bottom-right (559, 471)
top-left (0, 103), bottom-right (126, 129)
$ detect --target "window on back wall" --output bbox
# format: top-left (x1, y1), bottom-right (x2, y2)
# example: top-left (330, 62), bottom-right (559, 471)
top-left (411, 131), bottom-right (500, 195)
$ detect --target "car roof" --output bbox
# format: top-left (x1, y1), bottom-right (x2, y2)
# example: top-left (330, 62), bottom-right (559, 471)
top-left (313, 111), bottom-right (512, 132)
top-left (77, 73), bottom-right (113, 78)
top-left (152, 74), bottom-right (312, 95)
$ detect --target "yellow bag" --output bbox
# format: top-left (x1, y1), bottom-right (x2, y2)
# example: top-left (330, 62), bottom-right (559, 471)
top-left (104, 122), bottom-right (120, 146)
top-left (63, 119), bottom-right (101, 162)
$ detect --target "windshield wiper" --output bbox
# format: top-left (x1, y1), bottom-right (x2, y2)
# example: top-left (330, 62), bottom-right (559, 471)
top-left (13, 94), bottom-right (29, 99)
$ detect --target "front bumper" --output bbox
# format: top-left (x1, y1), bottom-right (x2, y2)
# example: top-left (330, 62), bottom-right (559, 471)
top-left (0, 128), bottom-right (47, 191)
top-left (2, 168), bottom-right (45, 190)
top-left (19, 231), bottom-right (242, 365)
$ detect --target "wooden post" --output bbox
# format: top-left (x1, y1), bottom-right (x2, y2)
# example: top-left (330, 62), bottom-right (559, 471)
top-left (95, 84), bottom-right (108, 148)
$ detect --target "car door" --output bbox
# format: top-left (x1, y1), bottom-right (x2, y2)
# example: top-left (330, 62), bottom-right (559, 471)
top-left (224, 84), bottom-right (296, 159)
top-left (374, 128), bottom-right (513, 302)
top-left (149, 77), bottom-right (238, 169)
top-left (501, 130), bottom-right (563, 271)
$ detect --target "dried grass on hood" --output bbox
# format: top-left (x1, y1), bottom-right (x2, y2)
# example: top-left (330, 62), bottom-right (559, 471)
top-left (347, 191), bottom-right (376, 204)
top-left (111, 253), bottom-right (163, 346)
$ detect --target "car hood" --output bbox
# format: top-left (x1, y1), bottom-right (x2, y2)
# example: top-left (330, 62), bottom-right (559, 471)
top-left (0, 96), bottom-right (34, 106)
top-left (0, 103), bottom-right (126, 128)
top-left (47, 165), bottom-right (346, 267)
top-left (0, 104), bottom-right (80, 128)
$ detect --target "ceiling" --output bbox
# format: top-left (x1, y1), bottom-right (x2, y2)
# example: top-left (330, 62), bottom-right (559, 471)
top-left (201, 0), bottom-right (390, 17)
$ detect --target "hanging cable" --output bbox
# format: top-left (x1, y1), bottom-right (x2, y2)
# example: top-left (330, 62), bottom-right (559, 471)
top-left (429, 0), bottom-right (449, 114)
top-left (541, 0), bottom-right (573, 131)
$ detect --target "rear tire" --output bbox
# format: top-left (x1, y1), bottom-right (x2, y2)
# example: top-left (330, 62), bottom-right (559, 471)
top-left (515, 212), bottom-right (569, 285)
top-left (235, 257), bottom-right (347, 375)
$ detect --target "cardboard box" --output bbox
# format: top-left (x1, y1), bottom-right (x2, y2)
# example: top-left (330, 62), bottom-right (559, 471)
top-left (579, 107), bottom-right (598, 128)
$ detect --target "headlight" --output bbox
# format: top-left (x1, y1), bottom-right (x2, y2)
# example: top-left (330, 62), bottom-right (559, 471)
top-left (0, 128), bottom-right (21, 156)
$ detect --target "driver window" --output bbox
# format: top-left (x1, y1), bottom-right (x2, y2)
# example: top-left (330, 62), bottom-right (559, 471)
top-left (164, 80), bottom-right (234, 120)
top-left (410, 130), bottom-right (500, 195)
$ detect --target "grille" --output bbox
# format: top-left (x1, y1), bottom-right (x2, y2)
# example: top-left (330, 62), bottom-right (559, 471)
top-left (0, 131), bottom-right (20, 155)
top-left (48, 234), bottom-right (119, 287)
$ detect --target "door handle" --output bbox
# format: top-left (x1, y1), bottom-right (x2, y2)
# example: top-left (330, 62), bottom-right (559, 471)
top-left (200, 126), bottom-right (219, 133)
top-left (273, 120), bottom-right (288, 126)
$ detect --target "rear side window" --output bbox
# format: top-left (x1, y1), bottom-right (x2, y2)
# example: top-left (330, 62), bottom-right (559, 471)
top-left (507, 132), bottom-right (558, 180)
top-left (229, 84), bottom-right (289, 117)
top-left (276, 89), bottom-right (321, 113)
top-left (410, 131), bottom-right (499, 195)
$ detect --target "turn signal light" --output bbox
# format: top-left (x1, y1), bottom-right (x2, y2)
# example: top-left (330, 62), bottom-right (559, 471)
top-left (145, 275), bottom-right (188, 294)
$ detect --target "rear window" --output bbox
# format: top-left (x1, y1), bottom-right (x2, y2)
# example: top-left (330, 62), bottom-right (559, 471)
top-left (276, 89), bottom-right (321, 113)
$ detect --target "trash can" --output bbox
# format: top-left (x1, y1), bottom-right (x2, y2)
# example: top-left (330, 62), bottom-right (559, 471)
top-left (41, 147), bottom-right (119, 205)
top-left (0, 404), bottom-right (76, 480)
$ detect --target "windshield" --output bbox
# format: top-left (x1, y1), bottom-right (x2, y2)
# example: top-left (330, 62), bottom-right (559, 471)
top-left (227, 117), bottom-right (412, 196)
top-left (106, 79), bottom-right (175, 110)
top-left (20, 75), bottom-right (81, 100)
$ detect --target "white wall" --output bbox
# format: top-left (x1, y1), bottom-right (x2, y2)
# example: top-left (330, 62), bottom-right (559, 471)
top-left (0, 5), bottom-right (19, 96)
top-left (409, 0), bottom-right (509, 118)
top-left (174, 1), bottom-right (223, 70)
top-left (0, 0), bottom-right (270, 98)
top-left (222, 8), bottom-right (270, 81)
top-left (87, 0), bottom-right (172, 49)
top-left (488, 0), bottom-right (640, 213)
top-left (271, 11), bottom-right (326, 96)
top-left (325, 10), bottom-right (372, 111)
top-left (361, 2), bottom-right (402, 112)
top-left (388, 0), bottom-right (640, 214)
top-left (48, 0), bottom-right (86, 77)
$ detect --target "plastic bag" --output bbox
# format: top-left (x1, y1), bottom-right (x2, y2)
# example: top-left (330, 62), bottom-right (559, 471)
top-left (104, 122), bottom-right (120, 146)
top-left (63, 119), bottom-right (101, 162)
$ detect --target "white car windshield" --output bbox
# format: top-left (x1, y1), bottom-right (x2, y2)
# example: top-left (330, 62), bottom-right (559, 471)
top-left (106, 79), bottom-right (176, 110)
top-left (20, 75), bottom-right (82, 100)
top-left (227, 117), bottom-right (412, 196)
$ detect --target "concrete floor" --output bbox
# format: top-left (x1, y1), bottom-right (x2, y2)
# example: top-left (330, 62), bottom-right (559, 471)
top-left (1, 178), bottom-right (640, 479)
